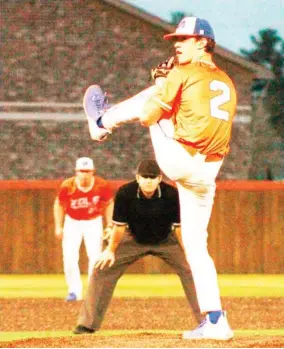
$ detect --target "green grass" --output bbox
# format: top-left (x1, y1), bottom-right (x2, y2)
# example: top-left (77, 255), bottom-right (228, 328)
top-left (0, 274), bottom-right (283, 298)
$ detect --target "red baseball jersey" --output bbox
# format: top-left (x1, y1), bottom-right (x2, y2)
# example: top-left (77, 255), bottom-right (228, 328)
top-left (57, 176), bottom-right (113, 220)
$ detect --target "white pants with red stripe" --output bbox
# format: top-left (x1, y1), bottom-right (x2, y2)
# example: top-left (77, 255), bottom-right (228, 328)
top-left (101, 85), bottom-right (223, 313)
top-left (62, 215), bottom-right (103, 299)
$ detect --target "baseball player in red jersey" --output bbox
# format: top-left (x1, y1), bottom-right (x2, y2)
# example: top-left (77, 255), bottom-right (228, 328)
top-left (83, 17), bottom-right (236, 340)
top-left (53, 157), bottom-right (114, 301)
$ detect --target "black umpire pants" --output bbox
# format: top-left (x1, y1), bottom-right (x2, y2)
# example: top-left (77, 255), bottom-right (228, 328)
top-left (77, 232), bottom-right (202, 330)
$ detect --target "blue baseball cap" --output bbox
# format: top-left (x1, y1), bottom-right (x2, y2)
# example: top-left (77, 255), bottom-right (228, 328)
top-left (164, 17), bottom-right (215, 41)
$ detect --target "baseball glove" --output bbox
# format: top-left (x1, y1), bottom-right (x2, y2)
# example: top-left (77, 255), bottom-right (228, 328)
top-left (151, 56), bottom-right (177, 80)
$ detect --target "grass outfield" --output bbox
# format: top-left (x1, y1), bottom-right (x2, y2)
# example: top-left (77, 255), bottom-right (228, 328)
top-left (0, 274), bottom-right (284, 298)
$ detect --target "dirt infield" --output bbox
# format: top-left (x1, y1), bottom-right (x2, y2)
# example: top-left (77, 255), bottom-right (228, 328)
top-left (1, 297), bottom-right (284, 348)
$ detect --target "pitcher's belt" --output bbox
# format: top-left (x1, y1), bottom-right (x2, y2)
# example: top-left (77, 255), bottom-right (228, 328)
top-left (177, 139), bottom-right (224, 163)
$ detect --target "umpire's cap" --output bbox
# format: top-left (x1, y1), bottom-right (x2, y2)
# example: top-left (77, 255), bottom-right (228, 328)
top-left (164, 17), bottom-right (215, 41)
top-left (137, 159), bottom-right (161, 177)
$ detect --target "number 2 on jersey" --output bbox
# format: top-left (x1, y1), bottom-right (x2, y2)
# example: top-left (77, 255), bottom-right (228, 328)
top-left (210, 80), bottom-right (230, 121)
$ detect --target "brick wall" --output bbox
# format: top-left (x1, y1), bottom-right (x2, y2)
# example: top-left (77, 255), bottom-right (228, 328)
top-left (1, 0), bottom-right (281, 180)
top-left (2, 114), bottom-right (255, 180)
top-left (2, 0), bottom-right (255, 104)
top-left (1, 119), bottom-right (155, 180)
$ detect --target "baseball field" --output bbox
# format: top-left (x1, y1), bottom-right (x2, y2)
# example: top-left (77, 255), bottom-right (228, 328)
top-left (0, 274), bottom-right (283, 348)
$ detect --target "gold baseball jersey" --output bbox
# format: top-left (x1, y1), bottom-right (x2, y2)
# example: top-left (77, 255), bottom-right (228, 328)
top-left (151, 61), bottom-right (237, 157)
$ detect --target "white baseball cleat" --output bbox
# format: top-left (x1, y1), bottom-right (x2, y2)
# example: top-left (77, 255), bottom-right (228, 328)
top-left (83, 84), bottom-right (111, 141)
top-left (183, 311), bottom-right (234, 341)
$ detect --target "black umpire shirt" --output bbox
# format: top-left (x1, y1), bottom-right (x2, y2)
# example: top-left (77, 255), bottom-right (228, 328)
top-left (112, 180), bottom-right (180, 244)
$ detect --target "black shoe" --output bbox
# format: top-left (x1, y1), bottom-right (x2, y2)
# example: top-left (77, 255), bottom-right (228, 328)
top-left (73, 325), bottom-right (95, 334)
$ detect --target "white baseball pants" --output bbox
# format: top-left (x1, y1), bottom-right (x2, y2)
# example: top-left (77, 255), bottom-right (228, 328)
top-left (150, 123), bottom-right (223, 312)
top-left (62, 215), bottom-right (103, 299)
top-left (102, 86), bottom-right (223, 312)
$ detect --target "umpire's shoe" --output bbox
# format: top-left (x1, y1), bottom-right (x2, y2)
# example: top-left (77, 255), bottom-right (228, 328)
top-left (73, 325), bottom-right (95, 335)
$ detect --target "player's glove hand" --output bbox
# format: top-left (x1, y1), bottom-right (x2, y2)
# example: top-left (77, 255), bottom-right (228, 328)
top-left (151, 56), bottom-right (177, 80)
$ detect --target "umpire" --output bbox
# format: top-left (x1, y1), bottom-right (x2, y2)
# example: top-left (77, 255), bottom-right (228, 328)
top-left (73, 159), bottom-right (202, 334)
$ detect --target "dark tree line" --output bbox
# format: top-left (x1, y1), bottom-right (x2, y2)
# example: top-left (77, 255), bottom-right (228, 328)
top-left (241, 29), bottom-right (284, 132)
